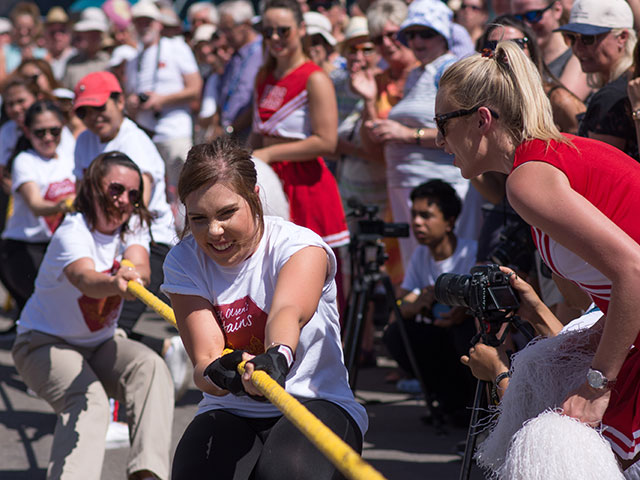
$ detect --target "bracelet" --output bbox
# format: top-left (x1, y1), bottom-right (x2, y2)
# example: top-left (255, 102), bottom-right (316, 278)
top-left (490, 371), bottom-right (511, 405)
top-left (413, 127), bottom-right (425, 145)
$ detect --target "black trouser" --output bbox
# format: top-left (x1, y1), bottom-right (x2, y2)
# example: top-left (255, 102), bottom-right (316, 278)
top-left (118, 242), bottom-right (171, 355)
top-left (172, 399), bottom-right (363, 480)
top-left (0, 238), bottom-right (49, 312)
top-left (383, 317), bottom-right (477, 415)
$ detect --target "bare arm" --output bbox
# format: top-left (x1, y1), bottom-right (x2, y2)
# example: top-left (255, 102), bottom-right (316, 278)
top-left (252, 72), bottom-right (338, 164)
top-left (17, 181), bottom-right (73, 217)
top-left (507, 161), bottom-right (640, 424)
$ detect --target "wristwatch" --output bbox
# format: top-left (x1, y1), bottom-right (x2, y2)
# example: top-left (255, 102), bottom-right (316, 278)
top-left (414, 127), bottom-right (425, 145)
top-left (586, 368), bottom-right (614, 390)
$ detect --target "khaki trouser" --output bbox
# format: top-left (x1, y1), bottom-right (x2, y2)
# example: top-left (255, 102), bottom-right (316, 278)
top-left (12, 331), bottom-right (174, 480)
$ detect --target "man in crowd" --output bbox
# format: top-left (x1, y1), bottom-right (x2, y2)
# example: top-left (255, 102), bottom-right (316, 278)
top-left (43, 7), bottom-right (76, 82)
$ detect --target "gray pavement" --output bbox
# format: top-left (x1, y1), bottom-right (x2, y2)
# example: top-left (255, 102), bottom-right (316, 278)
top-left (0, 302), bottom-right (486, 480)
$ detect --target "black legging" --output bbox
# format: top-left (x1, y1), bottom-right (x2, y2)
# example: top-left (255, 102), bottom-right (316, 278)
top-left (172, 399), bottom-right (363, 480)
top-left (0, 238), bottom-right (49, 311)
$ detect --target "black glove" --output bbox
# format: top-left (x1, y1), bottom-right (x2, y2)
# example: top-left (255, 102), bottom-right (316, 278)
top-left (204, 350), bottom-right (246, 395)
top-left (247, 345), bottom-right (294, 392)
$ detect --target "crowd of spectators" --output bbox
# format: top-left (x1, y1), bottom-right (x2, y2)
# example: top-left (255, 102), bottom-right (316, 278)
top-left (1, 0), bottom-right (640, 476)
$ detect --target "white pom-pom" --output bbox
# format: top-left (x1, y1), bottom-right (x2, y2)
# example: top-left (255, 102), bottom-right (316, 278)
top-left (498, 411), bottom-right (624, 480)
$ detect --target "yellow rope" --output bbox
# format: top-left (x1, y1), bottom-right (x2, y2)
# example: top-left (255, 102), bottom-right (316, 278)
top-left (119, 260), bottom-right (386, 480)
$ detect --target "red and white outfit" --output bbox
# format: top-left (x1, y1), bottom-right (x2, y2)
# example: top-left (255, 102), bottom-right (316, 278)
top-left (512, 134), bottom-right (640, 460)
top-left (253, 61), bottom-right (349, 247)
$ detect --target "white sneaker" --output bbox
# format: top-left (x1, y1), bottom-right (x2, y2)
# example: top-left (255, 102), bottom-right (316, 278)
top-left (105, 420), bottom-right (129, 450)
top-left (164, 336), bottom-right (191, 402)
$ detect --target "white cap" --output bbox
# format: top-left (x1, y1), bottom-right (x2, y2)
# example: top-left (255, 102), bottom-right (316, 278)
top-left (192, 24), bottom-right (216, 44)
top-left (0, 17), bottom-right (11, 35)
top-left (555, 0), bottom-right (633, 35)
top-left (131, 1), bottom-right (162, 21)
top-left (74, 19), bottom-right (109, 33)
top-left (108, 44), bottom-right (139, 68)
top-left (53, 88), bottom-right (75, 100)
top-left (304, 11), bottom-right (336, 46)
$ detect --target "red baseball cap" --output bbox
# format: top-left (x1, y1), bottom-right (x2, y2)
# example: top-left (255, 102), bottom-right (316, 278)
top-left (74, 71), bottom-right (123, 110)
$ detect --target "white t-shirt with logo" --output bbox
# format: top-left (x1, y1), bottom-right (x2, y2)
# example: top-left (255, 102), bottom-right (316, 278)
top-left (17, 212), bottom-right (150, 347)
top-left (74, 117), bottom-right (177, 246)
top-left (125, 36), bottom-right (199, 141)
top-left (3, 149), bottom-right (75, 242)
top-left (162, 216), bottom-right (368, 435)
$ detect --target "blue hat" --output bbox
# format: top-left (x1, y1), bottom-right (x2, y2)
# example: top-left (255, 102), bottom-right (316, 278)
top-left (555, 0), bottom-right (633, 36)
top-left (399, 0), bottom-right (453, 46)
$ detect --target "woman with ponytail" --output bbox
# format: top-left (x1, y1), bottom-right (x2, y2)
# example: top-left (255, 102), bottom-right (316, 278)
top-left (435, 40), bottom-right (640, 468)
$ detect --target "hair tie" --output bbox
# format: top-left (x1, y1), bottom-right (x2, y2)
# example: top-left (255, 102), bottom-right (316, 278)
top-left (481, 48), bottom-right (494, 58)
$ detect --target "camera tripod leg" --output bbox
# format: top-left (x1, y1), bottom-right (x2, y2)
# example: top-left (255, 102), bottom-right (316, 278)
top-left (381, 275), bottom-right (446, 432)
top-left (343, 277), bottom-right (372, 390)
top-left (459, 379), bottom-right (486, 480)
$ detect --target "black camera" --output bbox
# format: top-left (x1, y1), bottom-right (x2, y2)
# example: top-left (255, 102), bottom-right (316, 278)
top-left (489, 220), bottom-right (536, 271)
top-left (137, 92), bottom-right (150, 103)
top-left (434, 264), bottom-right (519, 318)
top-left (347, 198), bottom-right (409, 239)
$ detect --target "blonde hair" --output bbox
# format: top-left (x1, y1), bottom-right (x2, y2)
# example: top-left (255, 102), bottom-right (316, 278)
top-left (587, 28), bottom-right (636, 89)
top-left (439, 41), bottom-right (566, 145)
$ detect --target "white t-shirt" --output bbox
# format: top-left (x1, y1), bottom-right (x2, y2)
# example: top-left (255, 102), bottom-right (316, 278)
top-left (162, 216), bottom-right (368, 435)
top-left (402, 237), bottom-right (478, 291)
top-left (125, 36), bottom-right (199, 141)
top-left (17, 213), bottom-right (150, 347)
top-left (3, 148), bottom-right (75, 242)
top-left (199, 73), bottom-right (218, 119)
top-left (74, 118), bottom-right (177, 245)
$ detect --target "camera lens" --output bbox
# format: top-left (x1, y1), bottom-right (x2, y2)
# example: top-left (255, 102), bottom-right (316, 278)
top-left (434, 273), bottom-right (471, 308)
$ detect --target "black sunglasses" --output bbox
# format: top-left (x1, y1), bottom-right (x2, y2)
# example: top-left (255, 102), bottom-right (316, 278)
top-left (76, 103), bottom-right (107, 120)
top-left (563, 32), bottom-right (604, 47)
top-left (107, 182), bottom-right (141, 206)
top-left (32, 127), bottom-right (62, 139)
top-left (434, 106), bottom-right (500, 138)
top-left (262, 26), bottom-right (292, 39)
top-left (514, 2), bottom-right (555, 23)
top-left (371, 31), bottom-right (398, 46)
top-left (483, 37), bottom-right (528, 51)
top-left (404, 29), bottom-right (439, 41)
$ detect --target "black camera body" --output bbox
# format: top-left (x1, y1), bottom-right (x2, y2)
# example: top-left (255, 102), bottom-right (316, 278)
top-left (347, 198), bottom-right (409, 239)
top-left (434, 264), bottom-right (519, 318)
top-left (137, 92), bottom-right (150, 103)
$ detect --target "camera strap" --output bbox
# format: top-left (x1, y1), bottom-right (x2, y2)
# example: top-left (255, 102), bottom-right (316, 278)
top-left (135, 38), bottom-right (162, 94)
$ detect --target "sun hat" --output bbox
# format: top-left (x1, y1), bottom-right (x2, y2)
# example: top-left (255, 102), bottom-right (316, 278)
top-left (554, 0), bottom-right (633, 35)
top-left (337, 16), bottom-right (370, 54)
top-left (131, 1), bottom-right (162, 21)
top-left (45, 7), bottom-right (70, 25)
top-left (398, 0), bottom-right (453, 46)
top-left (74, 71), bottom-right (123, 110)
top-left (304, 11), bottom-right (337, 46)
top-left (191, 23), bottom-right (217, 45)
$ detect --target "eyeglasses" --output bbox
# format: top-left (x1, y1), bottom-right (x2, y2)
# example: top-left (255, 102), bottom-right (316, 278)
top-left (76, 103), bottom-right (107, 120)
top-left (482, 37), bottom-right (528, 51)
top-left (434, 106), bottom-right (500, 137)
top-left (562, 32), bottom-right (605, 47)
top-left (262, 26), bottom-right (292, 39)
top-left (513, 2), bottom-right (555, 23)
top-left (32, 127), bottom-right (62, 139)
top-left (371, 31), bottom-right (398, 46)
top-left (404, 29), bottom-right (439, 41)
top-left (460, 3), bottom-right (483, 10)
top-left (107, 182), bottom-right (141, 206)
top-left (345, 44), bottom-right (376, 56)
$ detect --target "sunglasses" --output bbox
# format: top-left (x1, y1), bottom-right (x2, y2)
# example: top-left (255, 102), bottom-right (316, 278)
top-left (32, 127), bottom-right (62, 139)
top-left (346, 44), bottom-right (376, 56)
top-left (404, 29), bottom-right (439, 41)
top-left (563, 32), bottom-right (604, 47)
top-left (460, 3), bottom-right (483, 10)
top-left (262, 26), bottom-right (292, 39)
top-left (371, 31), bottom-right (398, 46)
top-left (513, 2), bottom-right (555, 23)
top-left (482, 37), bottom-right (528, 51)
top-left (434, 106), bottom-right (500, 138)
top-left (76, 103), bottom-right (107, 120)
top-left (107, 182), bottom-right (141, 206)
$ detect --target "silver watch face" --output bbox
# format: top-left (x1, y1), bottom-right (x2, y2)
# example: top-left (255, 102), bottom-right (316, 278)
top-left (587, 369), bottom-right (606, 389)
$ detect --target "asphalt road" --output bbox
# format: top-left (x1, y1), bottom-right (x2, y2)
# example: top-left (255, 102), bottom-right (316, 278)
top-left (0, 298), bottom-right (486, 480)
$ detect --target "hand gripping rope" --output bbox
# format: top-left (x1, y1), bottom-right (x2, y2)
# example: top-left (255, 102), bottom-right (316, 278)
top-left (119, 260), bottom-right (387, 480)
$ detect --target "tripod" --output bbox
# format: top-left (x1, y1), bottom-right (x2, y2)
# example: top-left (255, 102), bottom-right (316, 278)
top-left (458, 313), bottom-right (534, 480)
top-left (341, 233), bottom-right (445, 429)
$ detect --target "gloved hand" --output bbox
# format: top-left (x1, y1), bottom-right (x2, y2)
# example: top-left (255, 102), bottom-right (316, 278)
top-left (204, 349), bottom-right (246, 395)
top-left (247, 345), bottom-right (294, 391)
